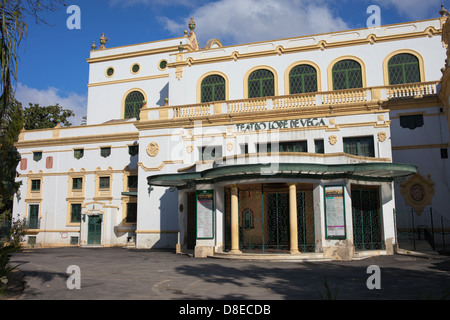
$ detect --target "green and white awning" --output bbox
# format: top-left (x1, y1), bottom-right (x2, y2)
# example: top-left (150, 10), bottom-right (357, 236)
top-left (147, 162), bottom-right (417, 188)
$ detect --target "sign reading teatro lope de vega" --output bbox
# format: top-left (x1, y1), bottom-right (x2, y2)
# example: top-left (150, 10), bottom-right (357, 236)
top-left (235, 118), bottom-right (327, 132)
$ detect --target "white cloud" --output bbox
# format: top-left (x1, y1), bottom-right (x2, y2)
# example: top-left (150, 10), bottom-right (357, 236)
top-left (15, 83), bottom-right (87, 127)
top-left (109, 0), bottom-right (195, 8)
top-left (373, 0), bottom-right (442, 20)
top-left (158, 0), bottom-right (350, 45)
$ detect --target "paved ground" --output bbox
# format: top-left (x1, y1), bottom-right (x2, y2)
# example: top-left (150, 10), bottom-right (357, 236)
top-left (7, 247), bottom-right (450, 301)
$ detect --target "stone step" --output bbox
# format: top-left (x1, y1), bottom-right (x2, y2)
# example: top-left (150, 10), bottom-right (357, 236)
top-left (210, 252), bottom-right (333, 262)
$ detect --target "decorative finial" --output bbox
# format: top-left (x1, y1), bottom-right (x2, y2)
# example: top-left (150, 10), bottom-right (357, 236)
top-left (186, 17), bottom-right (199, 50)
top-left (178, 41), bottom-right (184, 52)
top-left (188, 17), bottom-right (196, 31)
top-left (91, 41), bottom-right (97, 50)
top-left (440, 4), bottom-right (449, 17)
top-left (184, 30), bottom-right (188, 37)
top-left (98, 33), bottom-right (108, 49)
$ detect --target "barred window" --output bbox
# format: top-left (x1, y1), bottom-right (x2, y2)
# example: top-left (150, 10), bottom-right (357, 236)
top-left (332, 60), bottom-right (363, 90)
top-left (388, 53), bottom-right (420, 85)
top-left (100, 147), bottom-right (111, 158)
top-left (128, 175), bottom-right (138, 189)
top-left (399, 114), bottom-right (424, 130)
top-left (289, 64), bottom-right (318, 94)
top-left (74, 149), bottom-right (84, 160)
top-left (257, 141), bottom-right (307, 153)
top-left (33, 151), bottom-right (42, 162)
top-left (243, 209), bottom-right (254, 229)
top-left (124, 91), bottom-right (145, 119)
top-left (248, 69), bottom-right (274, 98)
top-left (315, 139), bottom-right (324, 154)
top-left (71, 204), bottom-right (82, 223)
top-left (201, 75), bottom-right (225, 103)
top-left (99, 177), bottom-right (110, 190)
top-left (72, 178), bottom-right (83, 190)
top-left (31, 179), bottom-right (41, 191)
top-left (343, 136), bottom-right (374, 158)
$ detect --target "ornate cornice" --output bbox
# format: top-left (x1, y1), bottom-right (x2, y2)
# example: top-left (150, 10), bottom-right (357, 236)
top-left (168, 22), bottom-right (441, 69)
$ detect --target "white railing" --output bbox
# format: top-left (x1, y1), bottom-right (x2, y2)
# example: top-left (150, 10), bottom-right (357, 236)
top-left (387, 81), bottom-right (438, 99)
top-left (227, 98), bottom-right (267, 114)
top-left (173, 103), bottom-right (210, 118)
top-left (143, 81), bottom-right (440, 121)
top-left (273, 94), bottom-right (316, 109)
top-left (321, 88), bottom-right (368, 105)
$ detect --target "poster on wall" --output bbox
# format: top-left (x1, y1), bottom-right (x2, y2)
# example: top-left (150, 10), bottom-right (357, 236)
top-left (196, 190), bottom-right (214, 239)
top-left (324, 185), bottom-right (346, 239)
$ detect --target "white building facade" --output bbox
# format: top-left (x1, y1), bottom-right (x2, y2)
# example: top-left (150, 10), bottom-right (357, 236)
top-left (12, 12), bottom-right (450, 260)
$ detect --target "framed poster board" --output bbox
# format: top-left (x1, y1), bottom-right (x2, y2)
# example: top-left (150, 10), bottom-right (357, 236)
top-left (196, 190), bottom-right (215, 239)
top-left (324, 185), bottom-right (346, 239)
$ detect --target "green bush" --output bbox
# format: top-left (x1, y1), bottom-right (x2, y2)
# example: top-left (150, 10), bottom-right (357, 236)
top-left (0, 216), bottom-right (27, 294)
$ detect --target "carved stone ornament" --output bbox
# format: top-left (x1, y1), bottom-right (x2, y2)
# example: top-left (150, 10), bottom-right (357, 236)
top-left (328, 135), bottom-right (337, 145)
top-left (227, 142), bottom-right (234, 151)
top-left (400, 173), bottom-right (435, 215)
top-left (186, 145), bottom-right (194, 154)
top-left (98, 33), bottom-right (108, 50)
top-left (377, 131), bottom-right (387, 142)
top-left (187, 17), bottom-right (199, 50)
top-left (176, 66), bottom-right (183, 80)
top-left (146, 142), bottom-right (160, 157)
top-left (441, 6), bottom-right (450, 69)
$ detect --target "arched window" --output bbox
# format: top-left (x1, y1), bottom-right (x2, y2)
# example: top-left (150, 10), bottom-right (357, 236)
top-left (124, 91), bottom-right (145, 119)
top-left (289, 64), bottom-right (318, 94)
top-left (248, 69), bottom-right (274, 98)
top-left (388, 53), bottom-right (420, 85)
top-left (332, 59), bottom-right (363, 90)
top-left (201, 75), bottom-right (226, 103)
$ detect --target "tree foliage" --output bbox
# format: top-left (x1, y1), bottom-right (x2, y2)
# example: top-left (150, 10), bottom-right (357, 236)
top-left (0, 0), bottom-right (66, 293)
top-left (0, 0), bottom-right (66, 220)
top-left (24, 103), bottom-right (74, 130)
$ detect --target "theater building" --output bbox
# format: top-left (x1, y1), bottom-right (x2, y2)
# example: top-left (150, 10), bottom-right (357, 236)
top-left (12, 9), bottom-right (450, 260)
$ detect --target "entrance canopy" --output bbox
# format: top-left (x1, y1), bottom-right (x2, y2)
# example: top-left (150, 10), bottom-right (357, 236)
top-left (147, 162), bottom-right (417, 188)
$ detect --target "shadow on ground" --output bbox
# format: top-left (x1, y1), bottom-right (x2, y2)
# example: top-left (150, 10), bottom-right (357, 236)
top-left (174, 256), bottom-right (450, 300)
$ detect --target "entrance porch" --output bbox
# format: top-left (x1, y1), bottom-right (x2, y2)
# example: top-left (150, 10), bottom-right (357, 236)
top-left (148, 161), bottom-right (417, 260)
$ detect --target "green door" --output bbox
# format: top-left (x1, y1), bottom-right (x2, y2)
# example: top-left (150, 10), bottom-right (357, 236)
top-left (28, 205), bottom-right (39, 229)
top-left (351, 186), bottom-right (383, 251)
top-left (88, 215), bottom-right (102, 245)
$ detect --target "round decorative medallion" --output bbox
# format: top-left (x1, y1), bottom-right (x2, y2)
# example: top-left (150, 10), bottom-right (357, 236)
top-left (186, 145), bottom-right (194, 154)
top-left (400, 173), bottom-right (435, 216)
top-left (146, 142), bottom-right (160, 157)
top-left (227, 142), bottom-right (234, 151)
top-left (328, 135), bottom-right (337, 146)
top-left (410, 184), bottom-right (425, 203)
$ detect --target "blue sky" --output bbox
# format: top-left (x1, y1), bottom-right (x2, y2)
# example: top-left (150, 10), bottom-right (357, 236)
top-left (14, 0), bottom-right (448, 126)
